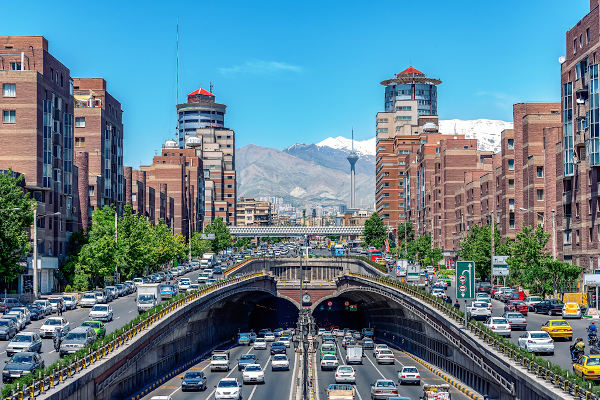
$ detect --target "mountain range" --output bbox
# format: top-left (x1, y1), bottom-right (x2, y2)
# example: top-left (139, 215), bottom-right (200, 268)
top-left (236, 119), bottom-right (512, 210)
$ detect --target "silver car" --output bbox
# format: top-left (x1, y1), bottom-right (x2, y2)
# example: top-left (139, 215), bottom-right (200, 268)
top-left (59, 327), bottom-right (96, 357)
top-left (88, 305), bottom-right (113, 322)
top-left (33, 300), bottom-right (52, 316)
top-left (370, 379), bottom-right (399, 399)
top-left (80, 293), bottom-right (97, 308)
top-left (39, 317), bottom-right (70, 338)
top-left (6, 332), bottom-right (42, 356)
top-left (62, 295), bottom-right (77, 310)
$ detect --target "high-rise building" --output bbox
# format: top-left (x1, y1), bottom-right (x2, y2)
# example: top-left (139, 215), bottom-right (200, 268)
top-left (72, 78), bottom-right (124, 226)
top-left (0, 36), bottom-right (79, 293)
top-left (181, 88), bottom-right (236, 226)
top-left (559, 1), bottom-right (600, 271)
top-left (236, 198), bottom-right (274, 226)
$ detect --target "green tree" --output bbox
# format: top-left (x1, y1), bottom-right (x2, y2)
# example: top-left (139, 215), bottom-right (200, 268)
top-left (233, 237), bottom-right (252, 249)
top-left (116, 205), bottom-right (156, 279)
top-left (458, 223), bottom-right (510, 281)
top-left (544, 259), bottom-right (582, 297)
top-left (363, 212), bottom-right (387, 249)
top-left (152, 219), bottom-right (186, 268)
top-left (397, 221), bottom-right (415, 252)
top-left (204, 217), bottom-right (232, 253)
top-left (190, 231), bottom-right (212, 257)
top-left (0, 171), bottom-right (35, 288)
top-left (508, 224), bottom-right (550, 287)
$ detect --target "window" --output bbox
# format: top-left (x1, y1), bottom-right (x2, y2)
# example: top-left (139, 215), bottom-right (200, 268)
top-left (88, 185), bottom-right (94, 196)
top-left (132, 193), bottom-right (137, 202)
top-left (9, 62), bottom-right (21, 71)
top-left (75, 117), bottom-right (85, 128)
top-left (537, 213), bottom-right (544, 225)
top-left (509, 212), bottom-right (515, 229)
top-left (395, 116), bottom-right (412, 121)
top-left (509, 199), bottom-right (514, 210)
top-left (3, 83), bottom-right (15, 97)
top-left (576, 229), bottom-right (581, 245)
top-left (508, 179), bottom-right (514, 189)
top-left (574, 39), bottom-right (578, 54)
top-left (564, 229), bottom-right (572, 245)
top-left (508, 159), bottom-right (514, 170)
top-left (536, 166), bottom-right (543, 178)
top-left (396, 106), bottom-right (412, 111)
top-left (537, 189), bottom-right (544, 201)
top-left (507, 139), bottom-right (514, 149)
top-left (587, 28), bottom-right (591, 44)
top-left (2, 110), bottom-right (16, 123)
top-left (75, 137), bottom-right (85, 147)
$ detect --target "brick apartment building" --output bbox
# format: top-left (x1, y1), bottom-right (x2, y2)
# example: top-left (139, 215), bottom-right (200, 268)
top-left (558, 0), bottom-right (600, 271)
top-left (72, 78), bottom-right (124, 229)
top-left (236, 198), bottom-right (273, 226)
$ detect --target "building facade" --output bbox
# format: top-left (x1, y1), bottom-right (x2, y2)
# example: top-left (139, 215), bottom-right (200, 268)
top-left (236, 198), bottom-right (273, 226)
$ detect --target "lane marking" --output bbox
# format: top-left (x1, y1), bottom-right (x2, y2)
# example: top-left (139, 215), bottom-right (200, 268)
top-left (364, 353), bottom-right (386, 379)
top-left (354, 385), bottom-right (364, 400)
top-left (247, 385), bottom-right (258, 400)
top-left (288, 348), bottom-right (299, 400)
top-left (204, 346), bottom-right (253, 399)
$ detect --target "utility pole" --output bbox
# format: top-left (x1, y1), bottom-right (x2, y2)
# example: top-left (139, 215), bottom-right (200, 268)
top-left (551, 209), bottom-right (557, 260)
top-left (490, 195), bottom-right (496, 286)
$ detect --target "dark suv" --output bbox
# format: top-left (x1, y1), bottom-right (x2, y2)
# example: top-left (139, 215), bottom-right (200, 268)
top-left (533, 299), bottom-right (564, 315)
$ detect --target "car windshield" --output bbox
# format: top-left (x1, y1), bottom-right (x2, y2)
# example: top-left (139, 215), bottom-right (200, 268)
top-left (185, 371), bottom-right (204, 379)
top-left (506, 313), bottom-right (523, 318)
top-left (473, 302), bottom-right (487, 307)
top-left (83, 294), bottom-right (95, 299)
top-left (323, 355), bottom-right (336, 361)
top-left (49, 299), bottom-right (59, 304)
top-left (376, 381), bottom-right (395, 387)
top-left (245, 365), bottom-right (261, 371)
top-left (91, 305), bottom-right (107, 311)
top-left (588, 358), bottom-right (600, 366)
top-left (552, 321), bottom-right (569, 326)
top-left (44, 319), bottom-right (62, 325)
top-left (213, 355), bottom-right (226, 361)
top-left (274, 355), bottom-right (287, 361)
top-left (66, 332), bottom-right (87, 340)
top-left (403, 367), bottom-right (418, 373)
top-left (338, 367), bottom-right (353, 373)
top-left (255, 339), bottom-right (265, 342)
top-left (240, 355), bottom-right (255, 360)
top-left (218, 380), bottom-right (238, 388)
top-left (11, 354), bottom-right (33, 363)
top-left (0, 320), bottom-right (9, 326)
top-left (138, 294), bottom-right (154, 303)
top-left (82, 322), bottom-right (101, 328)
top-left (492, 318), bottom-right (508, 324)
top-left (12, 334), bottom-right (33, 342)
top-left (531, 332), bottom-right (551, 339)
top-left (380, 350), bottom-right (393, 355)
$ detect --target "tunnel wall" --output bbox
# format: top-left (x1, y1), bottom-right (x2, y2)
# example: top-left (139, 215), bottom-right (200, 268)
top-left (39, 276), bottom-right (277, 400)
top-left (338, 277), bottom-right (568, 400)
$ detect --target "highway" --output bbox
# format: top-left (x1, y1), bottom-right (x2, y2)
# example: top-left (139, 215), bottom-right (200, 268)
top-left (140, 343), bottom-right (298, 400)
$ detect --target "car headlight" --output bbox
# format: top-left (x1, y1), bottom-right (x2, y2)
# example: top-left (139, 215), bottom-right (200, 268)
top-left (2, 370), bottom-right (7, 374)
top-left (22, 370), bottom-right (31, 375)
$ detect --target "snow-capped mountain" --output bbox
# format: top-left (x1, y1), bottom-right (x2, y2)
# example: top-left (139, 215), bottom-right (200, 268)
top-left (316, 136), bottom-right (376, 156)
top-left (314, 119), bottom-right (512, 155)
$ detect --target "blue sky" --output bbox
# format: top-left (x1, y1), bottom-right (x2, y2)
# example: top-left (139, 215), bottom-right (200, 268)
top-left (3, 1), bottom-right (589, 167)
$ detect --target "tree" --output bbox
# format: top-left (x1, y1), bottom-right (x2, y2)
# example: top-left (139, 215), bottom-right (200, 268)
top-left (508, 224), bottom-right (550, 288)
top-left (363, 212), bottom-right (387, 249)
top-left (233, 237), bottom-right (252, 249)
top-left (191, 231), bottom-right (212, 256)
top-left (204, 218), bottom-right (232, 253)
top-left (544, 259), bottom-right (582, 297)
top-left (458, 223), bottom-right (510, 281)
top-left (0, 171), bottom-right (35, 288)
top-left (397, 221), bottom-right (415, 252)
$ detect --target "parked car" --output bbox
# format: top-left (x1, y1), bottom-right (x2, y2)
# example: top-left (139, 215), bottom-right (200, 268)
top-left (398, 366), bottom-right (421, 385)
top-left (181, 370), bottom-right (207, 391)
top-left (518, 331), bottom-right (554, 354)
top-left (62, 295), bottom-right (78, 310)
top-left (0, 319), bottom-right (18, 340)
top-left (33, 300), bottom-right (52, 316)
top-left (80, 293), bottom-right (97, 308)
top-left (2, 352), bottom-right (44, 383)
top-left (39, 317), bottom-right (70, 338)
top-left (503, 312), bottom-right (527, 330)
top-left (81, 320), bottom-right (106, 338)
top-left (59, 326), bottom-right (97, 357)
top-left (11, 307), bottom-right (31, 324)
top-left (6, 332), bottom-right (42, 357)
top-left (94, 291), bottom-right (108, 304)
top-left (88, 304), bottom-right (113, 322)
top-left (25, 305), bottom-right (44, 321)
top-left (0, 298), bottom-right (23, 314)
top-left (6, 311), bottom-right (26, 331)
top-left (370, 379), bottom-right (399, 400)
top-left (534, 299), bottom-right (564, 316)
top-left (48, 298), bottom-right (66, 314)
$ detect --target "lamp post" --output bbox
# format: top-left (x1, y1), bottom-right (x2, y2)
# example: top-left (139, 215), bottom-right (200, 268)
top-left (33, 209), bottom-right (61, 298)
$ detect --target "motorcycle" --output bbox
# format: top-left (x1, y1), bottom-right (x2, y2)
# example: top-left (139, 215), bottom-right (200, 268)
top-left (589, 332), bottom-right (598, 346)
top-left (570, 344), bottom-right (585, 362)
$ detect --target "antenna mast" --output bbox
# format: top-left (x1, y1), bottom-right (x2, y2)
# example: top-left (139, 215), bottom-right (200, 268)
top-left (176, 17), bottom-right (179, 105)
top-left (352, 128), bottom-right (354, 151)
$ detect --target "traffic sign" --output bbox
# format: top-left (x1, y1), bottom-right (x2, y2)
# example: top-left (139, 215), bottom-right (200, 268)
top-left (327, 301), bottom-right (333, 307)
top-left (455, 261), bottom-right (475, 299)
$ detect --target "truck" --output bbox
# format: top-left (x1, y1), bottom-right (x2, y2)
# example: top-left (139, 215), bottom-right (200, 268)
top-left (201, 253), bottom-right (216, 268)
top-left (407, 263), bottom-right (421, 282)
top-left (210, 350), bottom-right (230, 371)
top-left (345, 345), bottom-right (362, 364)
top-left (422, 384), bottom-right (451, 400)
top-left (137, 284), bottom-right (162, 314)
top-left (238, 332), bottom-right (252, 346)
top-left (326, 384), bottom-right (355, 400)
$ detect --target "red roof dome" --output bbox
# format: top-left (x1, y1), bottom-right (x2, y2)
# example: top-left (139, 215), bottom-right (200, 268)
top-left (187, 88), bottom-right (215, 97)
top-left (398, 66), bottom-right (424, 75)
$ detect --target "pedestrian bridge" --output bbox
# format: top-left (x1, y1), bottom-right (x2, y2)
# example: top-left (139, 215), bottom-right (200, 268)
top-left (36, 258), bottom-right (569, 400)
top-left (228, 225), bottom-right (364, 237)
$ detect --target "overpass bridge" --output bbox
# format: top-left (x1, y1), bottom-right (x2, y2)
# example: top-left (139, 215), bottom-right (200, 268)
top-left (228, 225), bottom-right (365, 237)
top-left (30, 258), bottom-right (577, 400)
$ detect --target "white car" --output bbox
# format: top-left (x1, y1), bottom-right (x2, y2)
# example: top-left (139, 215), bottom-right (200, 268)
top-left (80, 293), bottom-right (98, 308)
top-left (373, 344), bottom-right (389, 357)
top-left (253, 338), bottom-right (267, 350)
top-left (431, 288), bottom-right (445, 298)
top-left (320, 354), bottom-right (339, 370)
top-left (334, 366), bottom-right (356, 383)
top-left (197, 273), bottom-right (209, 284)
top-left (475, 293), bottom-right (490, 301)
top-left (215, 378), bottom-right (242, 400)
top-left (178, 278), bottom-right (191, 291)
top-left (264, 333), bottom-right (275, 342)
top-left (242, 364), bottom-right (265, 384)
top-left (524, 296), bottom-right (543, 310)
top-left (518, 331), bottom-right (554, 354)
top-left (485, 317), bottom-right (511, 337)
top-left (33, 300), bottom-right (52, 316)
top-left (467, 301), bottom-right (492, 320)
top-left (376, 349), bottom-right (395, 364)
top-left (271, 354), bottom-right (289, 370)
top-left (62, 295), bottom-right (78, 310)
top-left (6, 311), bottom-right (26, 331)
top-left (279, 336), bottom-right (291, 347)
top-left (88, 305), bottom-right (113, 322)
top-left (11, 307), bottom-right (31, 325)
top-left (398, 366), bottom-right (421, 385)
top-left (39, 317), bottom-right (70, 338)
top-left (203, 269), bottom-right (214, 279)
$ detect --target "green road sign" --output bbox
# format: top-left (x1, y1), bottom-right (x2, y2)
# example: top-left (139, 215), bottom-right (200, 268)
top-left (455, 261), bottom-right (475, 299)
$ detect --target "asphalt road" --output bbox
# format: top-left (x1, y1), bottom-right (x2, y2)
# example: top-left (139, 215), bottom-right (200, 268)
top-left (0, 266), bottom-right (211, 387)
top-left (141, 342), bottom-right (298, 400)
top-left (434, 276), bottom-right (593, 371)
top-left (315, 337), bottom-right (470, 400)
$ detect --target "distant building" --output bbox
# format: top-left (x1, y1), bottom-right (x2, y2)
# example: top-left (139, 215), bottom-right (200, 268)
top-left (177, 88), bottom-right (225, 148)
top-left (236, 198), bottom-right (273, 226)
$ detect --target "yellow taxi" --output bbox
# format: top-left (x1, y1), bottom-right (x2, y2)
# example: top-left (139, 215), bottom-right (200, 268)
top-left (573, 355), bottom-right (600, 380)
top-left (541, 319), bottom-right (573, 340)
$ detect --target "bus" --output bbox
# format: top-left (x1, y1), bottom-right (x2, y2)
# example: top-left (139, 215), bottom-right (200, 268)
top-left (366, 249), bottom-right (383, 263)
top-left (330, 244), bottom-right (346, 256)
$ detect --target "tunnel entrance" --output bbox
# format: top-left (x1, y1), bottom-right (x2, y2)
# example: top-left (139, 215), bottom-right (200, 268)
top-left (248, 297), bottom-right (299, 331)
top-left (311, 296), bottom-right (368, 331)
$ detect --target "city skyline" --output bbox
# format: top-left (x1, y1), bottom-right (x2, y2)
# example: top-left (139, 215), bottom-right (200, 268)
top-left (1, 1), bottom-right (589, 168)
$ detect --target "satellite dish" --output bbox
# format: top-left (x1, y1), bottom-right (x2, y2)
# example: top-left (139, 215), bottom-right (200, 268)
top-left (559, 56), bottom-right (566, 64)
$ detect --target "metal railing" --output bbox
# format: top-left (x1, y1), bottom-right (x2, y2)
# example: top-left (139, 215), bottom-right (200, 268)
top-left (347, 273), bottom-right (600, 399)
top-left (1, 272), bottom-right (270, 400)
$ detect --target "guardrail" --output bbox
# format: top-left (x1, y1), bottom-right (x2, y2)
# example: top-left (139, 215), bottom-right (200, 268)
top-left (349, 273), bottom-right (600, 399)
top-left (1, 272), bottom-right (270, 400)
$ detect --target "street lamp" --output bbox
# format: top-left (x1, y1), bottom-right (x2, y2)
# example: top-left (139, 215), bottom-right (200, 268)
top-left (520, 207), bottom-right (556, 260)
top-left (33, 209), bottom-right (61, 298)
